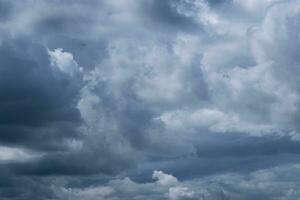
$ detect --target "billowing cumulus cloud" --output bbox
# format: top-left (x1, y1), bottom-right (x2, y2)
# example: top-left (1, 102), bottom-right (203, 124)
top-left (1, 0), bottom-right (300, 199)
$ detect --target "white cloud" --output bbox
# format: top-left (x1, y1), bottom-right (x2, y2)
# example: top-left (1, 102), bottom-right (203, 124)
top-left (152, 170), bottom-right (179, 186)
top-left (48, 48), bottom-right (82, 77)
top-left (167, 186), bottom-right (195, 200)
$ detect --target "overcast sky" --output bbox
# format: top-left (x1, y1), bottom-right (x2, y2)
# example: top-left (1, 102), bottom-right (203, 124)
top-left (1, 0), bottom-right (300, 199)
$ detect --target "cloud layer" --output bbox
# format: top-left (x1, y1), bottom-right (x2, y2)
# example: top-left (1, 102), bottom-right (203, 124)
top-left (1, 0), bottom-right (300, 199)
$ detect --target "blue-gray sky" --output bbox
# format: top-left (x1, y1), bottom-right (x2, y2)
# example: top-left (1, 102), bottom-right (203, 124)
top-left (1, 0), bottom-right (300, 199)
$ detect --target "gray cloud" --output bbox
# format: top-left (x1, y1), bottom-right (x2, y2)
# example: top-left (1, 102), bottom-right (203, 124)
top-left (53, 165), bottom-right (300, 200)
top-left (1, 0), bottom-right (300, 199)
top-left (0, 39), bottom-right (82, 150)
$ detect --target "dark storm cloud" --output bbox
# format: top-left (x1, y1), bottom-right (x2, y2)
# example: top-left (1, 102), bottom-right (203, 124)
top-left (1, 0), bottom-right (300, 199)
top-left (0, 40), bottom-right (84, 198)
top-left (0, 39), bottom-right (82, 149)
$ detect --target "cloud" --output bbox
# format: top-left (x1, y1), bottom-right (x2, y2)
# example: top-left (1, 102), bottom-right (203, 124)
top-left (0, 146), bottom-right (42, 162)
top-left (167, 186), bottom-right (195, 200)
top-left (152, 170), bottom-right (179, 186)
top-left (1, 0), bottom-right (300, 199)
top-left (0, 40), bottom-right (82, 150)
top-left (53, 165), bottom-right (300, 200)
top-left (48, 48), bottom-right (83, 77)
top-left (54, 170), bottom-right (194, 200)
top-left (56, 186), bottom-right (113, 200)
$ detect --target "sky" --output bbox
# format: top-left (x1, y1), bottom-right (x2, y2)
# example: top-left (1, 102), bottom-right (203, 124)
top-left (1, 0), bottom-right (300, 199)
